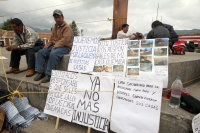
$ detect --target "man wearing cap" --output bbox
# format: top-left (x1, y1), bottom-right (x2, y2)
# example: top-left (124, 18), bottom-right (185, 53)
top-left (5, 18), bottom-right (44, 77)
top-left (34, 9), bottom-right (73, 83)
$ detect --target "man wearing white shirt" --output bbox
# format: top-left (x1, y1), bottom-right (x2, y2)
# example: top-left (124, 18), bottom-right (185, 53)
top-left (117, 24), bottom-right (137, 40)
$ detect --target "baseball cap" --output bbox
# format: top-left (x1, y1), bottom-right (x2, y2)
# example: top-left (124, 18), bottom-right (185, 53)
top-left (53, 9), bottom-right (63, 16)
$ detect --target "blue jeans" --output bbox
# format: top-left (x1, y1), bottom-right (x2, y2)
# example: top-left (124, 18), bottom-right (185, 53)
top-left (35, 46), bottom-right (69, 75)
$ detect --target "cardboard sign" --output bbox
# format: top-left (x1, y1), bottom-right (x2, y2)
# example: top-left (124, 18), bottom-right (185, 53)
top-left (93, 39), bottom-right (127, 77)
top-left (111, 78), bottom-right (163, 133)
top-left (44, 70), bottom-right (77, 122)
top-left (68, 36), bottom-right (99, 73)
top-left (72, 74), bottom-right (114, 132)
top-left (192, 113), bottom-right (200, 133)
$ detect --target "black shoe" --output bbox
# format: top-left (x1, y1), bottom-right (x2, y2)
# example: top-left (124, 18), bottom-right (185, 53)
top-left (42, 75), bottom-right (51, 83)
top-left (34, 73), bottom-right (45, 81)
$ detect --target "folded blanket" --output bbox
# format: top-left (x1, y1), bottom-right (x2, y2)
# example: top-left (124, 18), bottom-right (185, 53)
top-left (1, 97), bottom-right (48, 133)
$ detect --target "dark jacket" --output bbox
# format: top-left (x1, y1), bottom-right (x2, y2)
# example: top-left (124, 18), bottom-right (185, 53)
top-left (147, 26), bottom-right (171, 45)
top-left (163, 24), bottom-right (178, 43)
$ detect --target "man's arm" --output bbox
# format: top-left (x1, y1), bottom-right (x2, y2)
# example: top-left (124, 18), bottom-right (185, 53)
top-left (147, 30), bottom-right (154, 39)
top-left (53, 26), bottom-right (73, 49)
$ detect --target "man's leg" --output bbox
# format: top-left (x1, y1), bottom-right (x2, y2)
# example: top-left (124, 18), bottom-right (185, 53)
top-left (6, 50), bottom-right (26, 74)
top-left (42, 47), bottom-right (69, 83)
top-left (34, 46), bottom-right (53, 81)
top-left (25, 45), bottom-right (43, 77)
top-left (26, 45), bottom-right (44, 69)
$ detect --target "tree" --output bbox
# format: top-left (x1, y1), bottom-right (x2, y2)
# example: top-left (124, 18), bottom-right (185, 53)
top-left (69, 20), bottom-right (80, 36)
top-left (1, 18), bottom-right (12, 31)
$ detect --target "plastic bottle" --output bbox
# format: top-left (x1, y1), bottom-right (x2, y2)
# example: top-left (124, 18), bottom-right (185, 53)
top-left (169, 76), bottom-right (183, 109)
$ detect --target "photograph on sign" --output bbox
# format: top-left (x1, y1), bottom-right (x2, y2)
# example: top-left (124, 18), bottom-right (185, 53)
top-left (126, 38), bottom-right (169, 88)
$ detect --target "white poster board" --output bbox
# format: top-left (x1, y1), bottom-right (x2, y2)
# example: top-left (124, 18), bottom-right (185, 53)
top-left (44, 70), bottom-right (77, 122)
top-left (111, 78), bottom-right (163, 133)
top-left (68, 36), bottom-right (99, 73)
top-left (72, 74), bottom-right (114, 132)
top-left (127, 38), bottom-right (168, 88)
top-left (93, 39), bottom-right (127, 77)
top-left (192, 113), bottom-right (200, 133)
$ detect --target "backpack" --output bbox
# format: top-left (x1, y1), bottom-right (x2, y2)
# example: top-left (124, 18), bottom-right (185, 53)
top-left (172, 41), bottom-right (186, 55)
top-left (187, 42), bottom-right (195, 52)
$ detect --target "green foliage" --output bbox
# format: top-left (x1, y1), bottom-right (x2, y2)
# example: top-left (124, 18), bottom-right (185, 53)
top-left (196, 49), bottom-right (200, 53)
top-left (70, 20), bottom-right (80, 36)
top-left (1, 18), bottom-right (12, 30)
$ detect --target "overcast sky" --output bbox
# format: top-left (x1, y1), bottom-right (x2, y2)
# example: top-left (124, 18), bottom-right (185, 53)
top-left (0, 0), bottom-right (200, 37)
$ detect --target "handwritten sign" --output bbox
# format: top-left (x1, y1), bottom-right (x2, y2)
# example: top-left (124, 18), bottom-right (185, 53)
top-left (44, 70), bottom-right (77, 122)
top-left (111, 78), bottom-right (163, 133)
top-left (68, 36), bottom-right (99, 73)
top-left (192, 113), bottom-right (200, 133)
top-left (93, 39), bottom-right (127, 77)
top-left (72, 74), bottom-right (114, 132)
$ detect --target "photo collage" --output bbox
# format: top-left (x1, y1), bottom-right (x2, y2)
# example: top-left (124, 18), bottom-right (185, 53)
top-left (127, 38), bottom-right (168, 76)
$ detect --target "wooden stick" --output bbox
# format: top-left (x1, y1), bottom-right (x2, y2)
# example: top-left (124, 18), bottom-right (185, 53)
top-left (87, 127), bottom-right (91, 133)
top-left (55, 117), bottom-right (60, 129)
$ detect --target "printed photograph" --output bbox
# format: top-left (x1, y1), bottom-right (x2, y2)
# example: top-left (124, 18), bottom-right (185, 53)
top-left (140, 48), bottom-right (152, 56)
top-left (127, 68), bottom-right (139, 75)
top-left (155, 38), bottom-right (169, 47)
top-left (113, 65), bottom-right (124, 72)
top-left (154, 48), bottom-right (168, 56)
top-left (127, 49), bottom-right (139, 57)
top-left (127, 58), bottom-right (139, 66)
top-left (141, 39), bottom-right (153, 48)
top-left (93, 66), bottom-right (102, 72)
top-left (140, 56), bottom-right (152, 63)
top-left (140, 63), bottom-right (152, 72)
top-left (154, 57), bottom-right (168, 66)
top-left (102, 65), bottom-right (112, 72)
top-left (128, 40), bottom-right (140, 48)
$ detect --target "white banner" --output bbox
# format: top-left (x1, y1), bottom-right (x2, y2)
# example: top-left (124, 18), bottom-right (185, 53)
top-left (68, 36), bottom-right (99, 73)
top-left (72, 74), bottom-right (114, 133)
top-left (44, 70), bottom-right (77, 122)
top-left (111, 78), bottom-right (163, 133)
top-left (93, 39), bottom-right (127, 77)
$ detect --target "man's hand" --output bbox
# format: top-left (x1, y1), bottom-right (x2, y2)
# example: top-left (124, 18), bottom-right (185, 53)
top-left (44, 43), bottom-right (51, 49)
top-left (52, 46), bottom-right (56, 51)
top-left (5, 45), bottom-right (19, 51)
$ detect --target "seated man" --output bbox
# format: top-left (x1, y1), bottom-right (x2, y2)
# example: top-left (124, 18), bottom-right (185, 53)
top-left (5, 18), bottom-right (44, 77)
top-left (147, 20), bottom-right (171, 54)
top-left (34, 9), bottom-right (73, 83)
top-left (147, 20), bottom-right (170, 39)
top-left (117, 24), bottom-right (137, 40)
